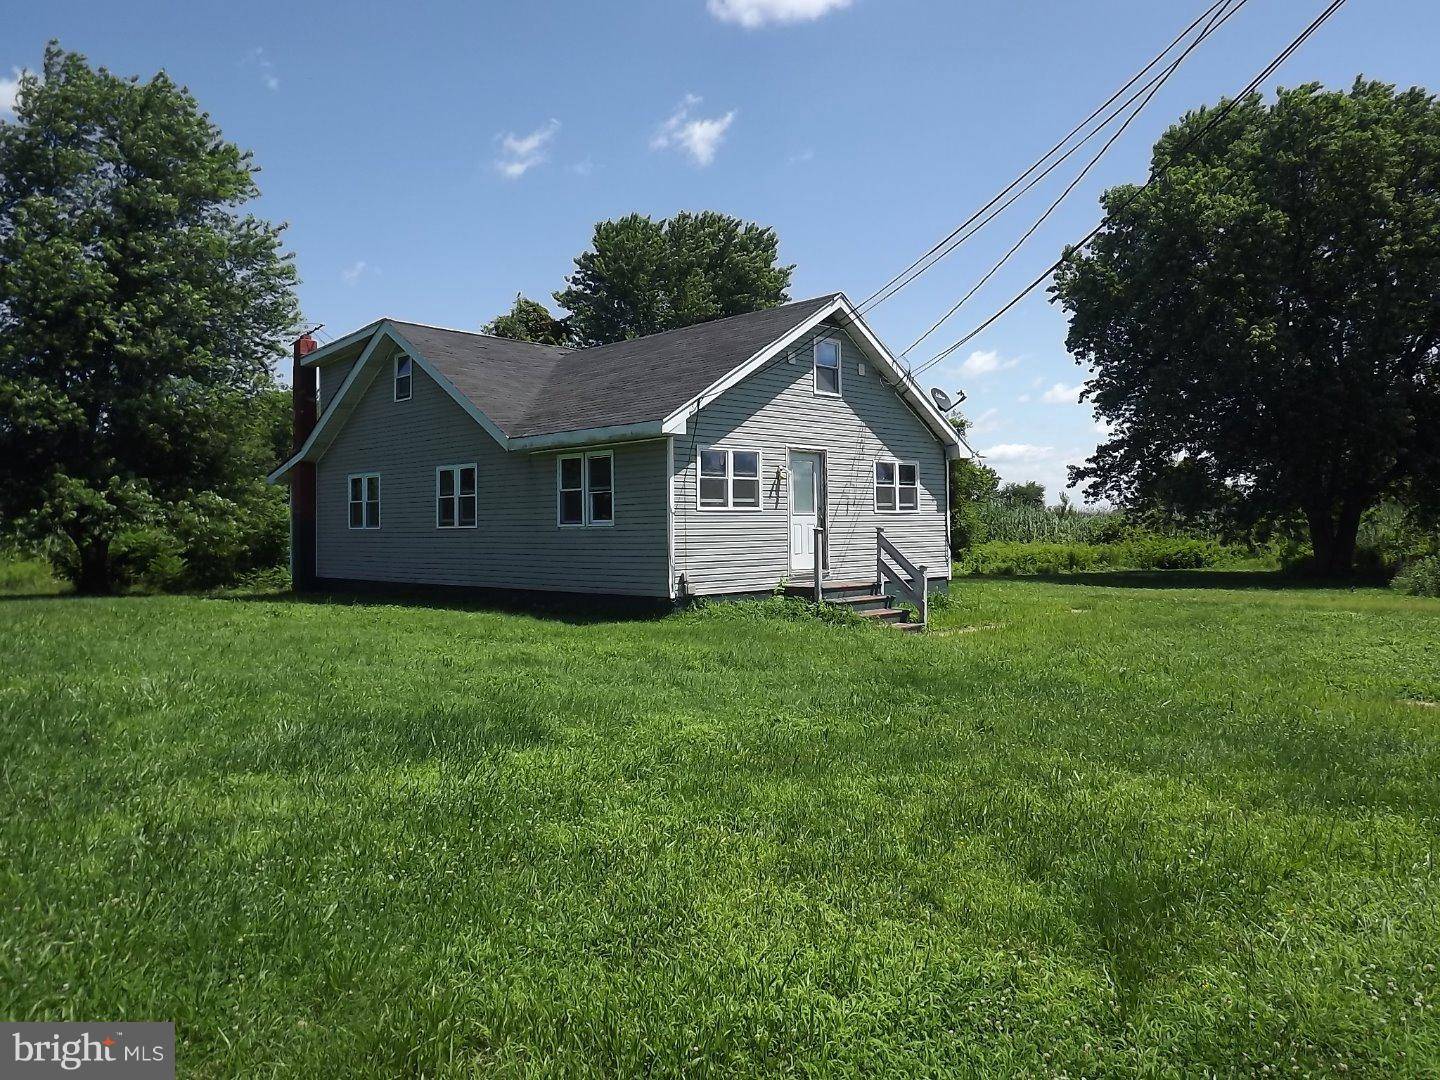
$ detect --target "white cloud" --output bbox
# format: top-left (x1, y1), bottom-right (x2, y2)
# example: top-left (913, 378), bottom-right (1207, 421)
top-left (708, 0), bottom-right (853, 28)
top-left (960, 349), bottom-right (1020, 377)
top-left (568, 158), bottom-right (595, 176)
top-left (495, 119), bottom-right (561, 179)
top-left (0, 68), bottom-right (28, 116)
top-left (246, 48), bottom-right (279, 92)
top-left (1016, 393), bottom-right (1031, 404)
top-left (341, 260), bottom-right (372, 284)
top-left (1041, 381), bottom-right (1084, 404)
top-left (980, 443), bottom-right (1053, 464)
top-left (787, 148), bottom-right (816, 165)
top-left (651, 95), bottom-right (735, 167)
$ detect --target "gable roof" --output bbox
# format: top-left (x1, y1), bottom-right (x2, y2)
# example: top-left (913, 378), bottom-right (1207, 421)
top-left (271, 294), bottom-right (962, 481)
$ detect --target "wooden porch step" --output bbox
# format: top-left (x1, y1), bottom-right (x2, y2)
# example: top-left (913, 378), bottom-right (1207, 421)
top-left (856, 607), bottom-right (908, 621)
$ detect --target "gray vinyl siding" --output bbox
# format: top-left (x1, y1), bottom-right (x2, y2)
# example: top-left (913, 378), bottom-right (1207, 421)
top-left (318, 357), bottom-right (357, 414)
top-left (315, 345), bottom-right (668, 596)
top-left (672, 327), bottom-right (949, 595)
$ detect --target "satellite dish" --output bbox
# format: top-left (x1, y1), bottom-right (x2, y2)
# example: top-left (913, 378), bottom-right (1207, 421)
top-left (931, 387), bottom-right (966, 412)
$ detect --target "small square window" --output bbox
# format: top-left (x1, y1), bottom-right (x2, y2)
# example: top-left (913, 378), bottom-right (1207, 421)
top-left (874, 459), bottom-right (919, 513)
top-left (698, 448), bottom-right (763, 510)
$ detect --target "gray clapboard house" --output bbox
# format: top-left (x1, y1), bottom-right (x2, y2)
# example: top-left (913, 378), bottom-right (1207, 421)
top-left (271, 293), bottom-right (963, 615)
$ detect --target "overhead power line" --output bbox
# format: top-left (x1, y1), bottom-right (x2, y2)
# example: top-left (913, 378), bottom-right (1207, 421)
top-left (907, 0), bottom-right (1351, 384)
top-left (856, 0), bottom-right (1237, 315)
top-left (898, 0), bottom-right (1249, 357)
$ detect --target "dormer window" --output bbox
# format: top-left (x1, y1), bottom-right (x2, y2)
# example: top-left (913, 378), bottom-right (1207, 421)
top-left (394, 354), bottom-right (413, 402)
top-left (813, 338), bottom-right (841, 396)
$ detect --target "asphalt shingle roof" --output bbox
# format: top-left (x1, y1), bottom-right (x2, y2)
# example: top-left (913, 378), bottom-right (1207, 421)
top-left (388, 294), bottom-right (840, 438)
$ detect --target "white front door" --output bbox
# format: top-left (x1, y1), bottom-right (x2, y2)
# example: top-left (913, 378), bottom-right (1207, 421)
top-left (789, 450), bottom-right (824, 571)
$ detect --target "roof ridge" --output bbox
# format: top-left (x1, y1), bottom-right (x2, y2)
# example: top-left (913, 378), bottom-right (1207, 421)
top-left (387, 318), bottom-right (573, 353)
top-left (568, 293), bottom-right (842, 354)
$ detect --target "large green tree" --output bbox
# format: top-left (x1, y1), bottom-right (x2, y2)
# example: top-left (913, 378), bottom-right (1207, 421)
top-left (1055, 80), bottom-right (1440, 575)
top-left (0, 45), bottom-right (298, 593)
top-left (551, 211), bottom-right (793, 346)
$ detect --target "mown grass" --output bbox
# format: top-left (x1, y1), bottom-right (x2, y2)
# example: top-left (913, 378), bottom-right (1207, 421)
top-left (1, 571), bottom-right (1438, 1076)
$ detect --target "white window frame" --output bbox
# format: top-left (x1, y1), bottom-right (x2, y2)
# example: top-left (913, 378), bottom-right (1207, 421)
top-left (874, 459), bottom-right (920, 514)
top-left (435, 463), bottom-right (478, 529)
top-left (393, 354), bottom-right (413, 402)
top-left (696, 448), bottom-right (764, 512)
top-left (813, 337), bottom-right (842, 397)
top-left (347, 472), bottom-right (381, 530)
top-left (556, 450), bottom-right (615, 528)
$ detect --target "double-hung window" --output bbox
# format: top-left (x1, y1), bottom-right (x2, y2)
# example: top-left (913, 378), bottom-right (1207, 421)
top-left (348, 473), bottom-right (381, 529)
top-left (813, 338), bottom-right (842, 396)
top-left (436, 464), bottom-right (477, 528)
top-left (874, 460), bottom-right (919, 512)
top-left (698, 449), bottom-right (762, 510)
top-left (557, 451), bottom-right (614, 527)
top-left (394, 354), bottom-right (413, 401)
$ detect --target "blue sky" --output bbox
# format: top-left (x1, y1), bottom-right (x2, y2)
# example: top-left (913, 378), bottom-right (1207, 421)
top-left (6, 0), bottom-right (1436, 500)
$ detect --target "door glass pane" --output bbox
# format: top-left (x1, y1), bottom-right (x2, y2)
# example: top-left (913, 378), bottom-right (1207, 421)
top-left (560, 490), bottom-right (583, 524)
top-left (560, 457), bottom-right (582, 489)
top-left (459, 495), bottom-right (477, 527)
top-left (588, 454), bottom-right (612, 490)
top-left (700, 450), bottom-right (727, 477)
top-left (792, 457), bottom-right (816, 515)
top-left (732, 451), bottom-right (759, 478)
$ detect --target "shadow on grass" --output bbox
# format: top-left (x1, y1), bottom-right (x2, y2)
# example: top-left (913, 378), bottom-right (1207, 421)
top-left (219, 585), bottom-right (674, 626)
top-left (953, 569), bottom-right (1388, 592)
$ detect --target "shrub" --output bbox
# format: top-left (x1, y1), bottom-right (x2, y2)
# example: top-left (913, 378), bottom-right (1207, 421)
top-left (1393, 555), bottom-right (1440, 598)
top-left (956, 537), bottom-right (1249, 576)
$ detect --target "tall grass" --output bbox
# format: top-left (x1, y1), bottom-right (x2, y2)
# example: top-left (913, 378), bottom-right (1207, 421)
top-left (974, 503), bottom-right (1125, 544)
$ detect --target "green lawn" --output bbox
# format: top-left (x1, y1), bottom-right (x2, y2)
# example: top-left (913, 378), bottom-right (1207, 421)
top-left (2, 573), bottom-right (1438, 1076)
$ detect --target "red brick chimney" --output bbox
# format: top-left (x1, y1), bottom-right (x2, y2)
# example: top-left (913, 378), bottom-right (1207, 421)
top-left (290, 332), bottom-right (320, 591)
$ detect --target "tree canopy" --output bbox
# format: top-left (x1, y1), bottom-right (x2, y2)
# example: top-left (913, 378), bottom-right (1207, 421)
top-left (486, 211), bottom-right (792, 347)
top-left (482, 294), bottom-right (568, 346)
top-left (0, 45), bottom-right (299, 592)
top-left (1055, 80), bottom-right (1440, 574)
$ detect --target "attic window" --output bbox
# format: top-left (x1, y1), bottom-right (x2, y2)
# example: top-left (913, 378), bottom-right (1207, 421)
top-left (814, 338), bottom-right (841, 396)
top-left (394, 354), bottom-right (412, 402)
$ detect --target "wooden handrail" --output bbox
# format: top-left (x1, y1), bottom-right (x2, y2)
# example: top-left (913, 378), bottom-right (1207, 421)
top-left (875, 528), bottom-right (929, 627)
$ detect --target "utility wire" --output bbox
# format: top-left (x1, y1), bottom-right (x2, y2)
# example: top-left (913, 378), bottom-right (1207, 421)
top-left (908, 0), bottom-right (1350, 383)
top-left (899, 0), bottom-right (1247, 357)
top-left (856, 0), bottom-right (1234, 315)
